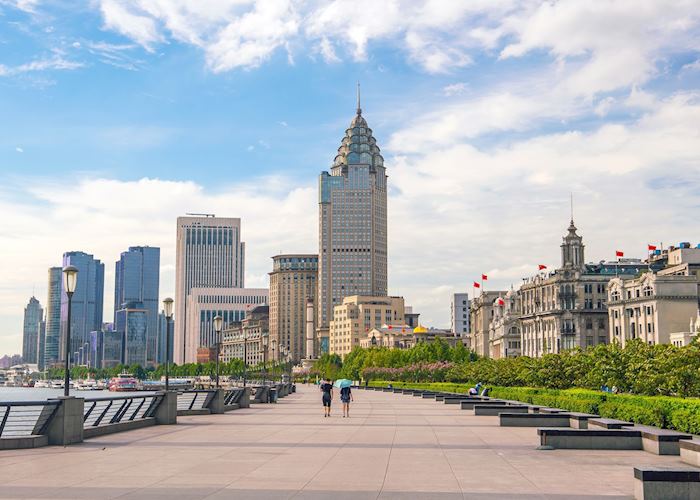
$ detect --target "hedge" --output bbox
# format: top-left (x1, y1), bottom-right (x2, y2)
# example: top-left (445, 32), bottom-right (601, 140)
top-left (368, 380), bottom-right (700, 433)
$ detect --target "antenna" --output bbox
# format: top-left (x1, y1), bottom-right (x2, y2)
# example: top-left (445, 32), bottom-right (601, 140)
top-left (570, 192), bottom-right (574, 223)
top-left (356, 82), bottom-right (361, 115)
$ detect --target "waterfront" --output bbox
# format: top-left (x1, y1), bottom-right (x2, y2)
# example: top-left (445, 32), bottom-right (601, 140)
top-left (0, 387), bottom-right (155, 401)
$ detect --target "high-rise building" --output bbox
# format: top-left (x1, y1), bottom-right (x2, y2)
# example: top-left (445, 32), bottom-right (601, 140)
top-left (329, 295), bottom-right (405, 358)
top-left (156, 310), bottom-right (171, 365)
top-left (114, 246), bottom-right (160, 366)
top-left (174, 215), bottom-right (245, 364)
top-left (184, 287), bottom-right (268, 358)
top-left (37, 319), bottom-right (46, 370)
top-left (22, 296), bottom-right (43, 364)
top-left (269, 254), bottom-right (318, 363)
top-left (60, 251), bottom-right (105, 362)
top-left (44, 267), bottom-right (62, 367)
top-left (318, 90), bottom-right (388, 340)
top-left (451, 293), bottom-right (470, 336)
top-left (115, 301), bottom-right (148, 366)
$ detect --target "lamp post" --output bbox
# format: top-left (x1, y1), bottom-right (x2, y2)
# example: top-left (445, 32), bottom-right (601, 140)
top-left (242, 329), bottom-right (247, 388)
top-left (271, 339), bottom-right (277, 382)
top-left (163, 297), bottom-right (173, 392)
top-left (62, 266), bottom-right (78, 397)
top-left (262, 333), bottom-right (269, 386)
top-left (213, 315), bottom-right (223, 389)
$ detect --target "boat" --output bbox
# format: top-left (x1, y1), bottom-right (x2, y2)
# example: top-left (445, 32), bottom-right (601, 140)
top-left (50, 380), bottom-right (64, 389)
top-left (74, 378), bottom-right (101, 391)
top-left (108, 373), bottom-right (139, 392)
top-left (34, 379), bottom-right (51, 388)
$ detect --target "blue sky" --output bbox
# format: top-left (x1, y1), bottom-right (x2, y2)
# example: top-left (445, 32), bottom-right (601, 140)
top-left (1, 0), bottom-right (699, 354)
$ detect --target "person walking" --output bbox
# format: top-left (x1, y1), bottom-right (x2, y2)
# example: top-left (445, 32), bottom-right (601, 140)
top-left (320, 378), bottom-right (333, 417)
top-left (340, 385), bottom-right (353, 418)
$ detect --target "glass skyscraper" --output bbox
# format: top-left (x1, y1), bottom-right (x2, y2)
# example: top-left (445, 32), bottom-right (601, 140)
top-left (44, 267), bottom-right (62, 366)
top-left (22, 296), bottom-right (43, 364)
top-left (114, 246), bottom-right (160, 366)
top-left (115, 301), bottom-right (148, 366)
top-left (317, 90), bottom-right (388, 332)
top-left (60, 251), bottom-right (105, 363)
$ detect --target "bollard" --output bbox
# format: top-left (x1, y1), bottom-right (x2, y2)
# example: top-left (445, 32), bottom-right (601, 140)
top-left (46, 396), bottom-right (84, 446)
top-left (154, 391), bottom-right (178, 425)
top-left (208, 389), bottom-right (225, 414)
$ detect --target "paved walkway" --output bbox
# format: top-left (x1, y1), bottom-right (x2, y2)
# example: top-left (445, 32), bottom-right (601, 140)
top-left (0, 386), bottom-right (684, 499)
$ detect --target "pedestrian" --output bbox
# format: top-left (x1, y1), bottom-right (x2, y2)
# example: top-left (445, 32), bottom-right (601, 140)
top-left (320, 378), bottom-right (333, 417)
top-left (340, 385), bottom-right (353, 418)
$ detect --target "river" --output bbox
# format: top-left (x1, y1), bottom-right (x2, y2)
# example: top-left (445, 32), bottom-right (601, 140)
top-left (0, 387), bottom-right (156, 402)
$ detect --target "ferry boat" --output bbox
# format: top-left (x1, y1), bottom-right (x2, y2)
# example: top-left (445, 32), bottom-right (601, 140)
top-left (108, 373), bottom-right (139, 392)
top-left (34, 379), bottom-right (51, 388)
top-left (74, 379), bottom-right (101, 391)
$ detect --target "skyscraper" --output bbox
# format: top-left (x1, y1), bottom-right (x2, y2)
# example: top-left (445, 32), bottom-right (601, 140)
top-left (451, 293), bottom-right (470, 336)
top-left (174, 216), bottom-right (245, 364)
top-left (44, 267), bottom-right (62, 366)
top-left (115, 301), bottom-right (148, 366)
top-left (114, 246), bottom-right (160, 366)
top-left (269, 254), bottom-right (318, 363)
top-left (22, 296), bottom-right (43, 364)
top-left (37, 319), bottom-right (46, 370)
top-left (60, 251), bottom-right (105, 363)
top-left (318, 88), bottom-right (388, 337)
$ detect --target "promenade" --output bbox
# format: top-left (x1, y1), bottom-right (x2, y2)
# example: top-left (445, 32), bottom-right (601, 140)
top-left (0, 386), bottom-right (679, 499)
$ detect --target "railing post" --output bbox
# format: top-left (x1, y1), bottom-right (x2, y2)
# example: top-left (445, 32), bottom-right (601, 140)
top-left (46, 397), bottom-right (84, 446)
top-left (154, 392), bottom-right (177, 425)
top-left (209, 389), bottom-right (225, 414)
top-left (238, 387), bottom-right (251, 408)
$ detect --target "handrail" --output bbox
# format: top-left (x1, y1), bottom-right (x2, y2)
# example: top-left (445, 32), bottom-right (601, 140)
top-left (83, 393), bottom-right (158, 402)
top-left (0, 400), bottom-right (61, 407)
top-left (0, 400), bottom-right (61, 438)
top-left (83, 394), bottom-right (164, 429)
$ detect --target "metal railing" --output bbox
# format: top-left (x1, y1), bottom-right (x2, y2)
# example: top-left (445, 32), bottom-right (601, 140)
top-left (224, 388), bottom-right (245, 405)
top-left (83, 394), bottom-right (163, 429)
top-left (0, 401), bottom-right (60, 438)
top-left (177, 390), bottom-right (215, 411)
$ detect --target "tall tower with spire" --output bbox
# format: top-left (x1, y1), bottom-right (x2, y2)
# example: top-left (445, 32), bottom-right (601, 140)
top-left (317, 86), bottom-right (388, 342)
top-left (561, 219), bottom-right (585, 270)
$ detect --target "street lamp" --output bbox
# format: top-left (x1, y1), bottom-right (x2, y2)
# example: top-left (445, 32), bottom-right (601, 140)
top-left (163, 297), bottom-right (174, 392)
top-left (262, 333), bottom-right (269, 386)
top-left (62, 265), bottom-right (78, 397)
top-left (242, 329), bottom-right (247, 388)
top-left (213, 315), bottom-right (223, 389)
top-left (271, 339), bottom-right (277, 382)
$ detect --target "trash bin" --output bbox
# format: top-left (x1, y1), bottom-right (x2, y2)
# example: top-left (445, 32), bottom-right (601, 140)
top-left (268, 388), bottom-right (278, 403)
top-left (291, 384), bottom-right (296, 393)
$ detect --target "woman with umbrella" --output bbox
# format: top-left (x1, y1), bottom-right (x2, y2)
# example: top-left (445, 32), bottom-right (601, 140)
top-left (334, 379), bottom-right (353, 418)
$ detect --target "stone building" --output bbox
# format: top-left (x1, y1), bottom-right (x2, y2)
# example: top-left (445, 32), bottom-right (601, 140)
top-left (359, 324), bottom-right (460, 349)
top-left (488, 289), bottom-right (521, 359)
top-left (329, 295), bottom-right (404, 358)
top-left (268, 254), bottom-right (318, 363)
top-left (470, 291), bottom-right (506, 358)
top-left (219, 305), bottom-right (269, 366)
top-left (317, 89), bottom-right (388, 346)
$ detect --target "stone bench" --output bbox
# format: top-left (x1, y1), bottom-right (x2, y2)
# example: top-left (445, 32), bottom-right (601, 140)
top-left (459, 400), bottom-right (507, 410)
top-left (500, 412), bottom-right (572, 427)
top-left (589, 418), bottom-right (635, 430)
top-left (634, 426), bottom-right (693, 456)
top-left (537, 407), bottom-right (567, 414)
top-left (474, 404), bottom-right (530, 416)
top-left (444, 396), bottom-right (475, 404)
top-left (568, 412), bottom-right (600, 429)
top-left (680, 440), bottom-right (700, 467)
top-left (633, 467), bottom-right (700, 500)
top-left (537, 428), bottom-right (643, 450)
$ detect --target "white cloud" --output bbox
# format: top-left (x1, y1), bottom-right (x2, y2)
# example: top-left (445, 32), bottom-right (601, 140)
top-left (318, 37), bottom-right (340, 64)
top-left (0, 0), bottom-right (39, 13)
top-left (15, 147), bottom-right (23, 153)
top-left (0, 55), bottom-right (83, 77)
top-left (442, 82), bottom-right (468, 96)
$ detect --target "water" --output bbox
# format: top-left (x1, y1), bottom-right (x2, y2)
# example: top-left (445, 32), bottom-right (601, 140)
top-left (0, 387), bottom-right (155, 402)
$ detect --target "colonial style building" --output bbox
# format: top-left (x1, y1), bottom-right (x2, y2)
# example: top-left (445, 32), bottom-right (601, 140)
top-left (317, 90), bottom-right (388, 349)
top-left (470, 291), bottom-right (505, 358)
top-left (329, 295), bottom-right (404, 358)
top-left (488, 289), bottom-right (521, 359)
top-left (219, 305), bottom-right (269, 366)
top-left (359, 324), bottom-right (460, 349)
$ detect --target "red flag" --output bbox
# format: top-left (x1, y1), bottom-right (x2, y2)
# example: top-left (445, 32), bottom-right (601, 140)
top-left (616, 250), bottom-right (624, 257)
top-left (497, 297), bottom-right (505, 306)
top-left (473, 282), bottom-right (481, 288)
top-left (648, 245), bottom-right (657, 251)
top-left (538, 264), bottom-right (547, 270)
top-left (388, 325), bottom-right (393, 329)
top-left (481, 274), bottom-right (488, 280)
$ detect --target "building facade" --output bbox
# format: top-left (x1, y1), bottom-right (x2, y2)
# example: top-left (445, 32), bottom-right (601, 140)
top-left (318, 94), bottom-right (388, 339)
top-left (329, 295), bottom-right (404, 358)
top-left (184, 287), bottom-right (268, 358)
top-left (451, 292), bottom-right (470, 336)
top-left (220, 305), bottom-right (269, 366)
top-left (44, 267), bottom-right (62, 367)
top-left (269, 254), bottom-right (318, 363)
top-left (470, 291), bottom-right (505, 358)
top-left (115, 301), bottom-right (148, 366)
top-left (60, 251), bottom-right (105, 363)
top-left (22, 297), bottom-right (43, 364)
top-left (174, 215), bottom-right (246, 363)
top-left (114, 246), bottom-right (160, 367)
top-left (488, 290), bottom-right (521, 358)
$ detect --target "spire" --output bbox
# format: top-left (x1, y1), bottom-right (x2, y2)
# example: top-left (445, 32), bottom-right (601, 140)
top-left (356, 81), bottom-right (362, 115)
top-left (570, 192), bottom-right (574, 224)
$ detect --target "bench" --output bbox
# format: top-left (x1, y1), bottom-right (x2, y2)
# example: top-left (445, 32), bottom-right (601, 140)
top-left (633, 467), bottom-right (700, 499)
top-left (568, 412), bottom-right (600, 429)
top-left (444, 396), bottom-right (474, 404)
top-left (537, 428), bottom-right (643, 450)
top-left (499, 412), bottom-right (572, 427)
top-left (474, 404), bottom-right (529, 416)
top-left (459, 400), bottom-right (507, 410)
top-left (589, 418), bottom-right (635, 430)
top-left (680, 439), bottom-right (700, 466)
top-left (537, 407), bottom-right (566, 414)
top-left (635, 426), bottom-right (693, 455)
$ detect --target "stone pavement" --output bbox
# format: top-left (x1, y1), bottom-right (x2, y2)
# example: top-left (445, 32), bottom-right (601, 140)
top-left (0, 386), bottom-right (685, 499)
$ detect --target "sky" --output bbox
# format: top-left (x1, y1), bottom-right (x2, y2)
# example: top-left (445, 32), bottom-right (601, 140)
top-left (1, 0), bottom-right (699, 355)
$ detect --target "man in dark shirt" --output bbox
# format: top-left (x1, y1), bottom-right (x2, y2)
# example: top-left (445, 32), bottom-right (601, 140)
top-left (320, 379), bottom-right (333, 417)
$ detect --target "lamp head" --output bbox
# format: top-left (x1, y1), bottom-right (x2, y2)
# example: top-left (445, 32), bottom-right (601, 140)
top-left (163, 297), bottom-right (174, 318)
top-left (213, 315), bottom-right (223, 332)
top-left (62, 265), bottom-right (79, 295)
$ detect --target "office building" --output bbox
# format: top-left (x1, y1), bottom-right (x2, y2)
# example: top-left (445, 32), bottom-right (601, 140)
top-left (318, 91), bottom-right (388, 340)
top-left (60, 251), bottom-right (104, 362)
top-left (220, 305), bottom-right (269, 366)
top-left (102, 327), bottom-right (123, 368)
top-left (470, 291), bottom-right (506, 357)
top-left (329, 295), bottom-right (404, 358)
top-left (115, 301), bottom-right (148, 366)
top-left (269, 254), bottom-right (318, 363)
top-left (22, 296), bottom-right (43, 364)
top-left (488, 290), bottom-right (521, 358)
top-left (174, 215), bottom-right (245, 364)
top-left (156, 311), bottom-right (171, 365)
top-left (184, 287), bottom-right (268, 359)
top-left (37, 319), bottom-right (46, 370)
top-left (451, 293), bottom-right (469, 336)
top-left (114, 246), bottom-right (160, 366)
top-left (44, 267), bottom-right (62, 367)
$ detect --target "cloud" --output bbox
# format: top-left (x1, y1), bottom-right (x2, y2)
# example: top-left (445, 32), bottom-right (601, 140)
top-left (442, 82), bottom-right (468, 96)
top-left (15, 147), bottom-right (23, 153)
top-left (0, 55), bottom-right (83, 77)
top-left (0, 0), bottom-right (39, 13)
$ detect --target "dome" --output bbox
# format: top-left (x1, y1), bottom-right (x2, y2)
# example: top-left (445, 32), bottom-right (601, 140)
top-left (413, 325), bottom-right (428, 333)
top-left (332, 87), bottom-right (384, 169)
